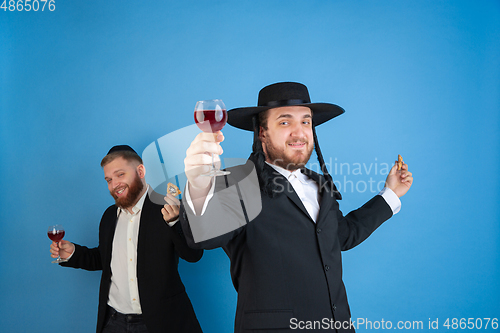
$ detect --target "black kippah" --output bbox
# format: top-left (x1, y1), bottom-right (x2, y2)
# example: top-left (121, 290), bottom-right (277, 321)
top-left (107, 145), bottom-right (138, 155)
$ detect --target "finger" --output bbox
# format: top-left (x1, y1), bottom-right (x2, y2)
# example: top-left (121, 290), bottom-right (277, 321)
top-left (187, 140), bottom-right (223, 157)
top-left (163, 203), bottom-right (179, 215)
top-left (161, 207), bottom-right (171, 221)
top-left (193, 131), bottom-right (224, 143)
top-left (50, 246), bottom-right (59, 256)
top-left (403, 176), bottom-right (413, 184)
top-left (162, 205), bottom-right (178, 219)
top-left (185, 164), bottom-right (211, 176)
top-left (164, 193), bottom-right (180, 206)
top-left (401, 171), bottom-right (412, 179)
top-left (185, 153), bottom-right (220, 168)
top-left (389, 163), bottom-right (398, 175)
top-left (163, 202), bottom-right (174, 213)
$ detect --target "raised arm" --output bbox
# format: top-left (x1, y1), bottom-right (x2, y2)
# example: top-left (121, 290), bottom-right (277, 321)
top-left (184, 131), bottom-right (225, 214)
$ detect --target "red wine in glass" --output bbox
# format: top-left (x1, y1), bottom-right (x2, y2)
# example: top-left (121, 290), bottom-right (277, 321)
top-left (194, 109), bottom-right (228, 133)
top-left (48, 224), bottom-right (69, 263)
top-left (47, 230), bottom-right (65, 242)
top-left (194, 99), bottom-right (230, 177)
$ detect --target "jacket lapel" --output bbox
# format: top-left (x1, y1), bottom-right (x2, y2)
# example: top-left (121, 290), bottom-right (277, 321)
top-left (301, 168), bottom-right (342, 225)
top-left (265, 164), bottom-right (342, 224)
top-left (268, 167), bottom-right (311, 220)
top-left (103, 206), bottom-right (119, 269)
top-left (136, 193), bottom-right (152, 265)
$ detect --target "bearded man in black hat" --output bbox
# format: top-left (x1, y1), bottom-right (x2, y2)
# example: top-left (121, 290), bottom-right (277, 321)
top-left (178, 82), bottom-right (413, 332)
top-left (49, 145), bottom-right (204, 333)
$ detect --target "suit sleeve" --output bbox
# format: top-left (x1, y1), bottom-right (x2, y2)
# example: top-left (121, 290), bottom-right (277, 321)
top-left (60, 243), bottom-right (103, 271)
top-left (179, 200), bottom-right (246, 250)
top-left (145, 191), bottom-right (204, 263)
top-left (168, 219), bottom-right (204, 262)
top-left (337, 194), bottom-right (394, 251)
top-left (59, 206), bottom-right (118, 271)
top-left (179, 161), bottom-right (260, 250)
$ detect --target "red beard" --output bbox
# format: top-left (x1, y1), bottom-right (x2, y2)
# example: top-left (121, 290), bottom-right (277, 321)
top-left (110, 172), bottom-right (144, 209)
top-left (263, 137), bottom-right (313, 171)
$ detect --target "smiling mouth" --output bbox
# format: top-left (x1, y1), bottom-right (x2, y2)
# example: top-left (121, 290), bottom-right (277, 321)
top-left (115, 187), bottom-right (127, 196)
top-left (288, 142), bottom-right (306, 148)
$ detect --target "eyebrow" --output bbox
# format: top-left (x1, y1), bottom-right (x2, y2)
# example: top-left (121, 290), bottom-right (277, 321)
top-left (104, 169), bottom-right (126, 180)
top-left (275, 114), bottom-right (312, 120)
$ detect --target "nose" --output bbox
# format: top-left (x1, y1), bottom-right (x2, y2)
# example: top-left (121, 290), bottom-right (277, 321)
top-left (110, 179), bottom-right (121, 191)
top-left (290, 122), bottom-right (305, 138)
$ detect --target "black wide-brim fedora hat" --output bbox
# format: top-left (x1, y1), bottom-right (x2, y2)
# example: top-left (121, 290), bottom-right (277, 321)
top-left (228, 82), bottom-right (345, 131)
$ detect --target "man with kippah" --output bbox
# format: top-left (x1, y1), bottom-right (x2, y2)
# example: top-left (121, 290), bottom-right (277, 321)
top-left (178, 82), bottom-right (413, 332)
top-left (49, 145), bottom-right (204, 333)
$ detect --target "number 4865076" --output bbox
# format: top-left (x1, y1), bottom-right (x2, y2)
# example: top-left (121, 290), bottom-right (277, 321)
top-left (1, 0), bottom-right (56, 11)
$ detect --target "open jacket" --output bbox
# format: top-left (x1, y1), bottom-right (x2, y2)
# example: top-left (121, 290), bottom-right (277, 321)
top-left (62, 192), bottom-right (204, 333)
top-left (180, 161), bottom-right (393, 333)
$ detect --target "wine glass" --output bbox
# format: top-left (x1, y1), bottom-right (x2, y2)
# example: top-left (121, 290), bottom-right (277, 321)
top-left (194, 99), bottom-right (230, 177)
top-left (48, 224), bottom-right (68, 263)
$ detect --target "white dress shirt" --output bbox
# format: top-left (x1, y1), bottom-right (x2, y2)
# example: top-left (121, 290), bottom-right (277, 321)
top-left (62, 185), bottom-right (178, 315)
top-left (105, 184), bottom-right (178, 314)
top-left (107, 185), bottom-right (150, 314)
top-left (267, 163), bottom-right (321, 222)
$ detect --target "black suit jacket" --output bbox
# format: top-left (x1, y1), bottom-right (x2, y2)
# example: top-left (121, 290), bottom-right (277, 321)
top-left (181, 161), bottom-right (393, 332)
top-left (62, 192), bottom-right (204, 333)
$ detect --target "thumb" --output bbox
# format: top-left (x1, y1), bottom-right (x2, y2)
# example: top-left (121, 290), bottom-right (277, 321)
top-left (389, 162), bottom-right (398, 176)
top-left (59, 240), bottom-right (70, 249)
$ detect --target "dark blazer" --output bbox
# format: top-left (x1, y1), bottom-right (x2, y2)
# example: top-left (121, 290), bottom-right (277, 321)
top-left (62, 191), bottom-right (204, 333)
top-left (181, 161), bottom-right (393, 333)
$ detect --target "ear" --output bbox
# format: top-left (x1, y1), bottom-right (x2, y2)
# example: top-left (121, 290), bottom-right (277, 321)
top-left (259, 127), bottom-right (268, 156)
top-left (137, 164), bottom-right (146, 179)
top-left (259, 126), bottom-right (266, 140)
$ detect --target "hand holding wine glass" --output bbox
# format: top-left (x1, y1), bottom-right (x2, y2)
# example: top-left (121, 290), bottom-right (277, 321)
top-left (194, 99), bottom-right (230, 177)
top-left (48, 224), bottom-right (73, 263)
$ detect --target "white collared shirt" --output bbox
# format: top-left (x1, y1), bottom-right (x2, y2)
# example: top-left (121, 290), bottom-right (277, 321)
top-left (267, 163), bottom-right (321, 222)
top-left (107, 185), bottom-right (149, 314)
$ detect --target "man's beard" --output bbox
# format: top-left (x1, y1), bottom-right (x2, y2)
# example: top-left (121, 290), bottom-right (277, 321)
top-left (110, 172), bottom-right (144, 209)
top-left (263, 137), bottom-right (313, 171)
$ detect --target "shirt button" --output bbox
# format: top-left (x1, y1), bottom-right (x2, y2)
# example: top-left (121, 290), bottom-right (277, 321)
top-left (325, 265), bottom-right (330, 271)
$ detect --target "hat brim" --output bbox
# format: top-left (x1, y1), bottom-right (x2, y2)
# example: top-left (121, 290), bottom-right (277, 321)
top-left (227, 103), bottom-right (345, 131)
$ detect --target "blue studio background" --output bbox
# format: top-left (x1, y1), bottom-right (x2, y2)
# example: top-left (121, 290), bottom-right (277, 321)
top-left (1, 1), bottom-right (499, 332)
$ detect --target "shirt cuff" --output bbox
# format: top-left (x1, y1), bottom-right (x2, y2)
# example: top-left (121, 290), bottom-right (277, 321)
top-left (184, 180), bottom-right (216, 216)
top-left (166, 218), bottom-right (179, 227)
top-left (64, 246), bottom-right (76, 261)
top-left (378, 187), bottom-right (401, 215)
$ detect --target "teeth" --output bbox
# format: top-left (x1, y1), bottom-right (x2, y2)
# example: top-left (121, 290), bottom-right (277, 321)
top-left (117, 188), bottom-right (125, 194)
